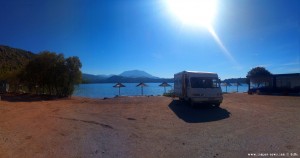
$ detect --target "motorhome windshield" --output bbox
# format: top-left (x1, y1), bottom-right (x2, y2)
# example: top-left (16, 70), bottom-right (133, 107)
top-left (190, 77), bottom-right (220, 88)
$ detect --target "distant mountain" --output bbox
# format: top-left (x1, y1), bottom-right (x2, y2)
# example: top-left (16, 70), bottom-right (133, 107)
top-left (0, 45), bottom-right (35, 79)
top-left (82, 70), bottom-right (172, 83)
top-left (105, 75), bottom-right (172, 83)
top-left (82, 73), bottom-right (104, 83)
top-left (223, 78), bottom-right (247, 84)
top-left (119, 70), bottom-right (158, 79)
top-left (97, 74), bottom-right (114, 78)
top-left (82, 73), bottom-right (115, 83)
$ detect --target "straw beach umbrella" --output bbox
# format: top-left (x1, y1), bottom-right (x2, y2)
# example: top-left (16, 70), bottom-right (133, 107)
top-left (159, 82), bottom-right (171, 93)
top-left (136, 82), bottom-right (148, 96)
top-left (233, 82), bottom-right (242, 92)
top-left (221, 82), bottom-right (232, 93)
top-left (113, 83), bottom-right (125, 96)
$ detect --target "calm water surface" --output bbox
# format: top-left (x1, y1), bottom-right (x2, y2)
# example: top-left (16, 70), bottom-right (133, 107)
top-left (73, 83), bottom-right (248, 98)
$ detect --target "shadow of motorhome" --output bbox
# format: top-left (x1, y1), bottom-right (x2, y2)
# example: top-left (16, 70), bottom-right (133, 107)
top-left (168, 100), bottom-right (230, 123)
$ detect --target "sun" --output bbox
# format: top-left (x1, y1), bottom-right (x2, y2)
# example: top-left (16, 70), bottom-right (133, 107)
top-left (165, 0), bottom-right (217, 28)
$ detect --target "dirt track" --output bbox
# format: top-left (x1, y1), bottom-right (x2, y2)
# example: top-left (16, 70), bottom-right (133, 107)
top-left (0, 94), bottom-right (299, 157)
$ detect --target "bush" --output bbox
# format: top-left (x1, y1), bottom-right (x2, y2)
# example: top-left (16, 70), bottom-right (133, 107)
top-left (21, 52), bottom-right (82, 97)
top-left (163, 90), bottom-right (174, 97)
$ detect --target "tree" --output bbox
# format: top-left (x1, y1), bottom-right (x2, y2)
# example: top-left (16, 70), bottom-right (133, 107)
top-left (0, 45), bottom-right (82, 97)
top-left (246, 67), bottom-right (272, 88)
top-left (23, 52), bottom-right (82, 97)
top-left (63, 56), bottom-right (82, 96)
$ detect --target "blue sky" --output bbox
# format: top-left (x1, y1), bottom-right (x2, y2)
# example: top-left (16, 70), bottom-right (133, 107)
top-left (0, 0), bottom-right (299, 79)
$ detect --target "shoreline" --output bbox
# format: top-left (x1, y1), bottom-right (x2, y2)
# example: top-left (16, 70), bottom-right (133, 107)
top-left (1, 91), bottom-right (298, 103)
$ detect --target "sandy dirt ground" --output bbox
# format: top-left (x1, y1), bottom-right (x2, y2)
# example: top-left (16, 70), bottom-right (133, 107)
top-left (0, 93), bottom-right (299, 158)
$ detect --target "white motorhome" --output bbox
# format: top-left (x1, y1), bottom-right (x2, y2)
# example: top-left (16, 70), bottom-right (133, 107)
top-left (174, 71), bottom-right (223, 106)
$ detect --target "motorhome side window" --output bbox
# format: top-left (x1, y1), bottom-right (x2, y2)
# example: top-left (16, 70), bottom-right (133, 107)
top-left (190, 77), bottom-right (220, 88)
top-left (212, 79), bottom-right (220, 88)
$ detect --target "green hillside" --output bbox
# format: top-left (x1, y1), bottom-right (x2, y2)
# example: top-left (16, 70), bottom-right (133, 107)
top-left (0, 45), bottom-right (35, 79)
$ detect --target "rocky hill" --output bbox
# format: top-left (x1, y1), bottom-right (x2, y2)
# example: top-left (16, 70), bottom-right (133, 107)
top-left (0, 45), bottom-right (35, 79)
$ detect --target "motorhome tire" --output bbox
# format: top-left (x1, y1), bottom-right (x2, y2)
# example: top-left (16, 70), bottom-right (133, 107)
top-left (189, 99), bottom-right (196, 108)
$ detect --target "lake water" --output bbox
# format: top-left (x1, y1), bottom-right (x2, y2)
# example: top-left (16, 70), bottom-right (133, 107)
top-left (73, 83), bottom-right (249, 98)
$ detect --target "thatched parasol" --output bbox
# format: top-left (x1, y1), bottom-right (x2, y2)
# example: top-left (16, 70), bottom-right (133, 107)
top-left (136, 82), bottom-right (148, 96)
top-left (221, 82), bottom-right (232, 93)
top-left (113, 83), bottom-right (125, 96)
top-left (159, 82), bottom-right (171, 93)
top-left (233, 82), bottom-right (242, 92)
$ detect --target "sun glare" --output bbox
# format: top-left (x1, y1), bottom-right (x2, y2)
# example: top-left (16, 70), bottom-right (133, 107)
top-left (164, 0), bottom-right (238, 66)
top-left (165, 0), bottom-right (217, 27)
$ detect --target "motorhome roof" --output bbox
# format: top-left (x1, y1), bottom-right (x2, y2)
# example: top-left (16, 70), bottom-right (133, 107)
top-left (175, 71), bottom-right (217, 75)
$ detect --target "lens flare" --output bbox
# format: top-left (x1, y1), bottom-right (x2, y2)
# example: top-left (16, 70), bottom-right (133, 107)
top-left (207, 25), bottom-right (239, 66)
